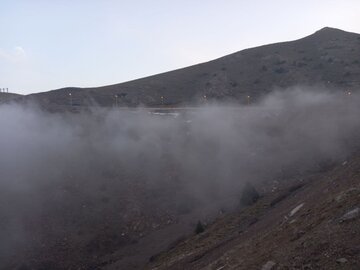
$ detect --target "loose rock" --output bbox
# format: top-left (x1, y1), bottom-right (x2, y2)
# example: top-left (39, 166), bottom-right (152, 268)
top-left (261, 260), bottom-right (276, 270)
top-left (339, 207), bottom-right (359, 222)
top-left (336, 258), bottom-right (348, 264)
top-left (289, 203), bottom-right (304, 217)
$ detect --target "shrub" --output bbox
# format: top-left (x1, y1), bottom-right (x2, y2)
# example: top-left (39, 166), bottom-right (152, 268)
top-left (195, 221), bottom-right (205, 234)
top-left (240, 182), bottom-right (260, 206)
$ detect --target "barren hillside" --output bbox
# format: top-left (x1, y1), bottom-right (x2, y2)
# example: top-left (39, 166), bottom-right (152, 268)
top-left (17, 27), bottom-right (360, 110)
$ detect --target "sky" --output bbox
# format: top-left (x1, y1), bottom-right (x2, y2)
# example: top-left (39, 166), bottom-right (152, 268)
top-left (0, 0), bottom-right (359, 94)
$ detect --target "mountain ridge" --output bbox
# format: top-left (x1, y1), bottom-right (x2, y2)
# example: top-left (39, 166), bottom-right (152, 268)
top-left (13, 27), bottom-right (360, 109)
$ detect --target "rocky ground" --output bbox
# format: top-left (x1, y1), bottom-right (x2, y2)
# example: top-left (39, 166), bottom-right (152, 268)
top-left (146, 154), bottom-right (360, 270)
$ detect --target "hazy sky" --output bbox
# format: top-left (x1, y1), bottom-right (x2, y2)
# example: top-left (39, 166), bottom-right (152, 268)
top-left (1, 0), bottom-right (359, 94)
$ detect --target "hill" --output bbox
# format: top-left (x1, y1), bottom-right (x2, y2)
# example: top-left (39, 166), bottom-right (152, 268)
top-left (20, 27), bottom-right (360, 109)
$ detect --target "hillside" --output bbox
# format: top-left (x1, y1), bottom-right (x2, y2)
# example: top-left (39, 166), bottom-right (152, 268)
top-left (0, 92), bottom-right (23, 103)
top-left (21, 27), bottom-right (360, 109)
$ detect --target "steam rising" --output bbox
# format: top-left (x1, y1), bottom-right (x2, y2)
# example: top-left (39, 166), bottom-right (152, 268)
top-left (0, 88), bottom-right (359, 265)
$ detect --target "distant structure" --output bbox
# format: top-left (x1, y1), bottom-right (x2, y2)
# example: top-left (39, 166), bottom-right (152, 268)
top-left (0, 88), bottom-right (9, 93)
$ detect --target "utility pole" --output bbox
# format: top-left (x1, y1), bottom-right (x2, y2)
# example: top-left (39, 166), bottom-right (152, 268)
top-left (114, 94), bottom-right (118, 107)
top-left (69, 93), bottom-right (72, 106)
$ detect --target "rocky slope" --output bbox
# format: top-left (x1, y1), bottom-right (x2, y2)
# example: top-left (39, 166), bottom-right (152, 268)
top-left (145, 154), bottom-right (360, 270)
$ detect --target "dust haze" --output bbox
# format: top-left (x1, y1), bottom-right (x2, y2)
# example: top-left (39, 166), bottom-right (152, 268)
top-left (0, 88), bottom-right (359, 263)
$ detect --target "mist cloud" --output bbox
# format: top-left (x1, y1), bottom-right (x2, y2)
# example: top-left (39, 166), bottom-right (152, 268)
top-left (0, 87), bottom-right (359, 266)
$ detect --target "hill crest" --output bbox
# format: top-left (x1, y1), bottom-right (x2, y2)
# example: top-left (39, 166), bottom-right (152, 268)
top-left (18, 27), bottom-right (360, 109)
